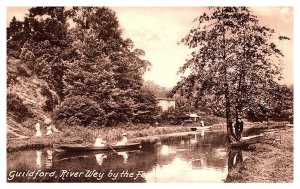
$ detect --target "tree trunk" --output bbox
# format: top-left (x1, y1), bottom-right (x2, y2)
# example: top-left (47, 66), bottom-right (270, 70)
top-left (221, 8), bottom-right (237, 144)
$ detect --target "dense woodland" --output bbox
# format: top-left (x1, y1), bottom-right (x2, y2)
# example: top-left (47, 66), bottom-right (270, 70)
top-left (7, 7), bottom-right (160, 127)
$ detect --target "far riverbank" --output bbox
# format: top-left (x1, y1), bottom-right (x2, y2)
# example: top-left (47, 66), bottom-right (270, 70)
top-left (7, 124), bottom-right (191, 152)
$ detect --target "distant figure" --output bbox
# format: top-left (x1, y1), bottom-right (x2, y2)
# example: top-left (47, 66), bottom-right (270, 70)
top-left (116, 133), bottom-right (128, 146)
top-left (46, 124), bottom-right (53, 136)
top-left (200, 120), bottom-right (205, 127)
top-left (94, 135), bottom-right (107, 147)
top-left (35, 119), bottom-right (42, 137)
top-left (234, 117), bottom-right (244, 142)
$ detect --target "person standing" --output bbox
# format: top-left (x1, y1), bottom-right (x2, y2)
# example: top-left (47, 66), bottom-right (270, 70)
top-left (35, 119), bottom-right (42, 137)
top-left (234, 117), bottom-right (244, 142)
top-left (46, 124), bottom-right (53, 136)
top-left (200, 120), bottom-right (205, 127)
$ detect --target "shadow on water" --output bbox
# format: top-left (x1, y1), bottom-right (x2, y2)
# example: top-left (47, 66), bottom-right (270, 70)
top-left (7, 131), bottom-right (230, 182)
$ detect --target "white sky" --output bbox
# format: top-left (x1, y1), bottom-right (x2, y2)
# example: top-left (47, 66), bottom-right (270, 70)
top-left (113, 7), bottom-right (293, 88)
top-left (7, 7), bottom-right (293, 88)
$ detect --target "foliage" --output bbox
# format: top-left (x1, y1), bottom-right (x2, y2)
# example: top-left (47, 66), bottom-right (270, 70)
top-left (7, 7), bottom-right (159, 127)
top-left (143, 80), bottom-right (171, 98)
top-left (158, 107), bottom-right (184, 125)
top-left (16, 64), bottom-right (32, 77)
top-left (54, 95), bottom-right (107, 127)
top-left (40, 85), bottom-right (60, 111)
top-left (7, 93), bottom-right (33, 123)
top-left (170, 7), bottom-right (290, 143)
top-left (61, 7), bottom-right (154, 126)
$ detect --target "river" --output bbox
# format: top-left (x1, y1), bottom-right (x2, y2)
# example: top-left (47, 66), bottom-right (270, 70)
top-left (7, 131), bottom-right (235, 182)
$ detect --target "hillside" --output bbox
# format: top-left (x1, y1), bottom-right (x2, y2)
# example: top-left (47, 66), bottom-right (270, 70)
top-left (7, 58), bottom-right (60, 139)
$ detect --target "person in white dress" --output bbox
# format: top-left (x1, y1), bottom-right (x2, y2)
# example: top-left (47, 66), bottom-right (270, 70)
top-left (200, 120), bottom-right (205, 127)
top-left (35, 120), bottom-right (42, 137)
top-left (116, 133), bottom-right (128, 146)
top-left (94, 135), bottom-right (107, 147)
top-left (46, 124), bottom-right (53, 136)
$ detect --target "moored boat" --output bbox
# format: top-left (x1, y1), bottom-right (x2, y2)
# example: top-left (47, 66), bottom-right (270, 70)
top-left (53, 142), bottom-right (141, 152)
top-left (190, 126), bottom-right (212, 131)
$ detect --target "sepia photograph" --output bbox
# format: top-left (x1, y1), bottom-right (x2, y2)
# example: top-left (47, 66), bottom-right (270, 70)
top-left (6, 4), bottom-right (294, 184)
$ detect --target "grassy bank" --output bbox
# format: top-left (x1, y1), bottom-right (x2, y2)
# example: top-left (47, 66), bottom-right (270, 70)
top-left (226, 127), bottom-right (293, 183)
top-left (7, 124), bottom-right (190, 152)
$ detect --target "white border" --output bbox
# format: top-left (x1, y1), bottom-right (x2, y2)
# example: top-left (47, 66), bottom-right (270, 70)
top-left (1, 0), bottom-right (298, 189)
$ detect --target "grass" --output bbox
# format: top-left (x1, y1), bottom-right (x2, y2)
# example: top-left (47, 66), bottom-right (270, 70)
top-left (226, 127), bottom-right (293, 183)
top-left (7, 124), bottom-right (190, 152)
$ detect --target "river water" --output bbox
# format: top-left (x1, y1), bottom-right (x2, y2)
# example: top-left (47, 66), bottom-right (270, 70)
top-left (7, 131), bottom-right (233, 182)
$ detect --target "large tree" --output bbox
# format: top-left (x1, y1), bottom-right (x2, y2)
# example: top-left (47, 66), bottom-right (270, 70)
top-left (171, 7), bottom-right (289, 143)
top-left (61, 7), bottom-right (157, 126)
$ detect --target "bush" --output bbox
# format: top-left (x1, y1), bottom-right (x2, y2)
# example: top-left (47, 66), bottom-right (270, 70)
top-left (16, 64), bottom-right (32, 77)
top-left (8, 49), bottom-right (21, 59)
top-left (7, 93), bottom-right (33, 123)
top-left (203, 115), bottom-right (226, 126)
top-left (54, 95), bottom-right (107, 127)
top-left (40, 85), bottom-right (59, 111)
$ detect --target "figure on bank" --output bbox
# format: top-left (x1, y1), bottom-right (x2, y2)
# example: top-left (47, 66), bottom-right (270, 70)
top-left (234, 117), bottom-right (244, 142)
top-left (35, 119), bottom-right (42, 137)
top-left (46, 124), bottom-right (53, 136)
top-left (116, 133), bottom-right (128, 146)
top-left (94, 135), bottom-right (107, 147)
top-left (200, 120), bottom-right (205, 127)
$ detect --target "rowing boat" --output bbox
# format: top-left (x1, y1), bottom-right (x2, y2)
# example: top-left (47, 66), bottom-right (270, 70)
top-left (190, 126), bottom-right (211, 131)
top-left (53, 142), bottom-right (141, 152)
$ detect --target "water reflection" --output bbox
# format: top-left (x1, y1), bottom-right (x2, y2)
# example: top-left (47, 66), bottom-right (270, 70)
top-left (227, 149), bottom-right (243, 172)
top-left (36, 150), bottom-right (42, 168)
top-left (8, 131), bottom-right (229, 182)
top-left (190, 134), bottom-right (198, 144)
top-left (117, 152), bottom-right (128, 164)
top-left (46, 150), bottom-right (53, 169)
top-left (95, 153), bottom-right (107, 166)
top-left (200, 130), bottom-right (205, 137)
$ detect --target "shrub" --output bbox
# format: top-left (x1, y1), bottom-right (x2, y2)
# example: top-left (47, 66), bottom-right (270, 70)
top-left (16, 64), bottom-right (32, 77)
top-left (8, 49), bottom-right (21, 59)
top-left (204, 115), bottom-right (226, 126)
top-left (54, 95), bottom-right (107, 127)
top-left (40, 85), bottom-right (60, 111)
top-left (7, 93), bottom-right (33, 123)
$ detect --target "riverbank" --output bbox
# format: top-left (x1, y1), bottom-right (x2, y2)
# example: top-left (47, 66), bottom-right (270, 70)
top-left (7, 124), bottom-right (190, 152)
top-left (226, 127), bottom-right (293, 183)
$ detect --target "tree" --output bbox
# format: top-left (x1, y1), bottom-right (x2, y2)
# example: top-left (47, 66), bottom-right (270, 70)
top-left (171, 7), bottom-right (289, 143)
top-left (62, 7), bottom-right (155, 126)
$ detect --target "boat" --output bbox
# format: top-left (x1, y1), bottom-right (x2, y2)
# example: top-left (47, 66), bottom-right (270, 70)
top-left (190, 126), bottom-right (212, 131)
top-left (53, 142), bottom-right (141, 152)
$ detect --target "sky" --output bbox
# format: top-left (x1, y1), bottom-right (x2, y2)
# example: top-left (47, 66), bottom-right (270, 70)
top-left (7, 7), bottom-right (293, 88)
